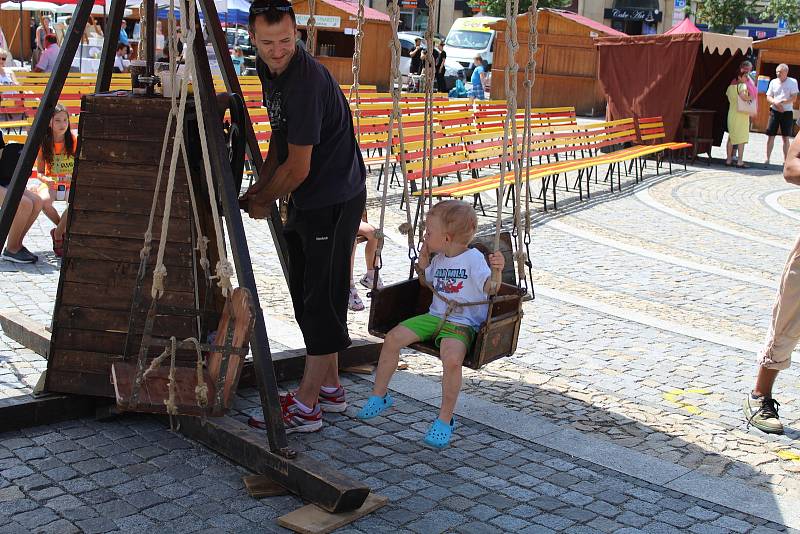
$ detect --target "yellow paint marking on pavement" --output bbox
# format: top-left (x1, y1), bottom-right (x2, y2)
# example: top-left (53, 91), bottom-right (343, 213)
top-left (662, 388), bottom-right (711, 416)
top-left (777, 449), bottom-right (800, 463)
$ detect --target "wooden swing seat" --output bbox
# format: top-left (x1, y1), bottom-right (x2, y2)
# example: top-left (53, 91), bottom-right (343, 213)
top-left (368, 278), bottom-right (524, 370)
top-left (111, 287), bottom-right (256, 417)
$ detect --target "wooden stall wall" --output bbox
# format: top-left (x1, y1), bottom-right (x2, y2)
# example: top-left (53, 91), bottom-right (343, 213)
top-left (753, 33), bottom-right (800, 134)
top-left (0, 11), bottom-right (32, 62)
top-left (491, 10), bottom-right (607, 116)
top-left (291, 0), bottom-right (391, 91)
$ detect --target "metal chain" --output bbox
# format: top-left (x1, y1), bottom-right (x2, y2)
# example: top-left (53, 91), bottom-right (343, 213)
top-left (348, 0), bottom-right (366, 143)
top-left (307, 0), bottom-right (317, 56)
top-left (490, 0), bottom-right (520, 293)
top-left (521, 1), bottom-right (538, 293)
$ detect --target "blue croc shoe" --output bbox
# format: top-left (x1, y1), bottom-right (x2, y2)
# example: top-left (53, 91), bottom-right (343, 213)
top-left (424, 417), bottom-right (455, 449)
top-left (356, 394), bottom-right (393, 419)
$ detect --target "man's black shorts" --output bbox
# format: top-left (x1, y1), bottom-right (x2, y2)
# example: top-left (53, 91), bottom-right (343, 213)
top-left (766, 109), bottom-right (795, 137)
top-left (283, 189), bottom-right (366, 356)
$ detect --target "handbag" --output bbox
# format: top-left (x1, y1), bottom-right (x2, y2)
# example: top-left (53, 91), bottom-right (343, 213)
top-left (737, 95), bottom-right (757, 117)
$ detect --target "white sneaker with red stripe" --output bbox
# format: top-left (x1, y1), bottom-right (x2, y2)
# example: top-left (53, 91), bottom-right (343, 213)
top-left (318, 385), bottom-right (347, 413)
top-left (247, 392), bottom-right (322, 433)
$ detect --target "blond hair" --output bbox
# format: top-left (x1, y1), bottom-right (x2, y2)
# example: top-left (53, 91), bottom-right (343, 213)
top-left (427, 200), bottom-right (478, 245)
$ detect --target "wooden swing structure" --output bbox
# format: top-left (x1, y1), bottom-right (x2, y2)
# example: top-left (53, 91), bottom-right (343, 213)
top-left (366, 0), bottom-right (537, 369)
top-left (0, 0), bottom-right (380, 515)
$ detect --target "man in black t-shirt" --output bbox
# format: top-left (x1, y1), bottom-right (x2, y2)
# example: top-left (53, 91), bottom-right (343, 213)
top-left (409, 38), bottom-right (423, 75)
top-left (240, 0), bottom-right (366, 434)
top-left (435, 41), bottom-right (447, 92)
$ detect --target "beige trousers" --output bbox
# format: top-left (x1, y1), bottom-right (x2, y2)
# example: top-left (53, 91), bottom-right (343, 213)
top-left (759, 234), bottom-right (800, 370)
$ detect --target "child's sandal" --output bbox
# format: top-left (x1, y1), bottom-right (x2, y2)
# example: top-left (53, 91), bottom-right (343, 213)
top-left (424, 417), bottom-right (455, 449)
top-left (356, 394), bottom-right (393, 419)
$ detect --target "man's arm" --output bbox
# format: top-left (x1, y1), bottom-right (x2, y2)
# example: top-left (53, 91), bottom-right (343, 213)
top-left (785, 136), bottom-right (800, 186)
top-left (240, 143), bottom-right (312, 218)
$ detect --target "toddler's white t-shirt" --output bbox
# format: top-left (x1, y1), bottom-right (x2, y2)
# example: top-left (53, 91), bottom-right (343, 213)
top-left (424, 248), bottom-right (492, 329)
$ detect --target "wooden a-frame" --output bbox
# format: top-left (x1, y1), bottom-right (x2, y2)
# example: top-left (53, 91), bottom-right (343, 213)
top-left (0, 0), bottom-right (378, 513)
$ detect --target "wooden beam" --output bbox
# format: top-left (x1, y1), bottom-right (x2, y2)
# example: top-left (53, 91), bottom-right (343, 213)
top-left (0, 394), bottom-right (96, 433)
top-left (95, 0), bottom-right (127, 93)
top-left (0, 309), bottom-right (50, 358)
top-left (188, 7), bottom-right (289, 453)
top-left (0, 0), bottom-right (95, 249)
top-left (688, 54), bottom-right (737, 108)
top-left (177, 414), bottom-right (370, 513)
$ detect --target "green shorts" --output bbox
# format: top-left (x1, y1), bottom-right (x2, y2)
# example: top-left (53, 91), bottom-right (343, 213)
top-left (400, 313), bottom-right (476, 349)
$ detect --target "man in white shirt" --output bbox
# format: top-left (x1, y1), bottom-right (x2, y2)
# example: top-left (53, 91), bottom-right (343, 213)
top-left (113, 43), bottom-right (128, 73)
top-left (33, 34), bottom-right (59, 73)
top-left (765, 63), bottom-right (799, 165)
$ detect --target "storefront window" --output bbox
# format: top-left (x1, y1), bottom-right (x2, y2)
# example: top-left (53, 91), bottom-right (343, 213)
top-left (606, 0), bottom-right (663, 35)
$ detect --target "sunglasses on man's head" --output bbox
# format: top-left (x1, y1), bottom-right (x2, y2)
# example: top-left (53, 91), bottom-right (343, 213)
top-left (250, 0), bottom-right (293, 14)
top-left (0, 57), bottom-right (7, 60)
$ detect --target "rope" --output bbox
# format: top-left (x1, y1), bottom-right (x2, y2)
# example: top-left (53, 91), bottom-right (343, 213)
top-left (179, 0), bottom-right (235, 297)
top-left (307, 0), bottom-right (317, 56)
top-left (348, 0), bottom-right (365, 144)
top-left (141, 336), bottom-right (179, 416)
top-left (375, 0), bottom-right (415, 283)
top-left (490, 0), bottom-right (521, 295)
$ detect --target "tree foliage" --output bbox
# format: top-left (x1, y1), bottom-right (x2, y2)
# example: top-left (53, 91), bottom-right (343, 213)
top-left (695, 0), bottom-right (757, 34)
top-left (761, 0), bottom-right (800, 32)
top-left (469, 0), bottom-right (571, 18)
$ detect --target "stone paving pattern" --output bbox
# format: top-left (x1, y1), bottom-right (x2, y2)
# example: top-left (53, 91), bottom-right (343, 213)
top-left (2, 131), bottom-right (800, 531)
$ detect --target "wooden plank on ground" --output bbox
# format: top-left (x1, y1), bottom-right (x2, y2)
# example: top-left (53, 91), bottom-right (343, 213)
top-left (0, 394), bottom-right (97, 432)
top-left (243, 475), bottom-right (289, 498)
top-left (277, 493), bottom-right (388, 534)
top-left (0, 309), bottom-right (51, 358)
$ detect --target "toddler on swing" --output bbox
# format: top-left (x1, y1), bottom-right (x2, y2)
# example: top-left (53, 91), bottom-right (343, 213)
top-left (357, 200), bottom-right (504, 448)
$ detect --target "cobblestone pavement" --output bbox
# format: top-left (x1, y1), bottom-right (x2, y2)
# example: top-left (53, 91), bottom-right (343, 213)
top-left (3, 148), bottom-right (800, 531)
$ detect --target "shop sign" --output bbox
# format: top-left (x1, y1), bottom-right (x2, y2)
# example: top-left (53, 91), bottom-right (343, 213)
top-left (604, 8), bottom-right (662, 23)
top-left (295, 14), bottom-right (341, 28)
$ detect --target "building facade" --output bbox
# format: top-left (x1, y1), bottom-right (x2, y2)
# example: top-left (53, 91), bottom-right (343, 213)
top-left (574, 0), bottom-right (779, 38)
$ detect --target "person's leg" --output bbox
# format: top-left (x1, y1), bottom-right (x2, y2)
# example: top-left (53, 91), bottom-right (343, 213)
top-left (0, 186), bottom-right (33, 252)
top-left (745, 234), bottom-right (800, 433)
top-left (766, 135), bottom-right (775, 164)
top-left (18, 190), bottom-right (43, 242)
top-left (736, 144), bottom-right (748, 166)
top-left (295, 191), bottom-right (365, 407)
top-left (726, 136), bottom-right (735, 164)
top-left (438, 337), bottom-right (468, 423)
top-left (35, 184), bottom-right (59, 225)
top-left (295, 353), bottom-right (337, 408)
top-left (54, 205), bottom-right (68, 241)
top-left (372, 325), bottom-right (419, 397)
top-left (783, 136), bottom-right (792, 159)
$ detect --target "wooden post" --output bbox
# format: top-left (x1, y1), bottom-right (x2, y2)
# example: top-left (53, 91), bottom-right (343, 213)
top-left (196, 0), bottom-right (293, 284)
top-left (0, 0), bottom-right (95, 249)
top-left (188, 6), bottom-right (289, 454)
top-left (145, 0), bottom-right (156, 76)
top-left (96, 0), bottom-right (127, 93)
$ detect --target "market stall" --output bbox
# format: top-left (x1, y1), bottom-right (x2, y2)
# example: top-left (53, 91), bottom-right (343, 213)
top-left (752, 32), bottom-right (800, 133)
top-left (490, 8), bottom-right (625, 116)
top-left (291, 0), bottom-right (392, 90)
top-left (596, 26), bottom-right (752, 157)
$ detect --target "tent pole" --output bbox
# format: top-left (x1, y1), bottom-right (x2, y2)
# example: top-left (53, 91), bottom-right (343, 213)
top-left (19, 3), bottom-right (24, 65)
top-left (687, 54), bottom-right (737, 107)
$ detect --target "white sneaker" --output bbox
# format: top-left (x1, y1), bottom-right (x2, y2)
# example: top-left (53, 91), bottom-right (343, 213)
top-left (348, 287), bottom-right (365, 311)
top-left (359, 273), bottom-right (383, 290)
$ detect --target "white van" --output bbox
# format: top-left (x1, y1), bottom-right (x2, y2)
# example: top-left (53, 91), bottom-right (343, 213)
top-left (444, 16), bottom-right (502, 70)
